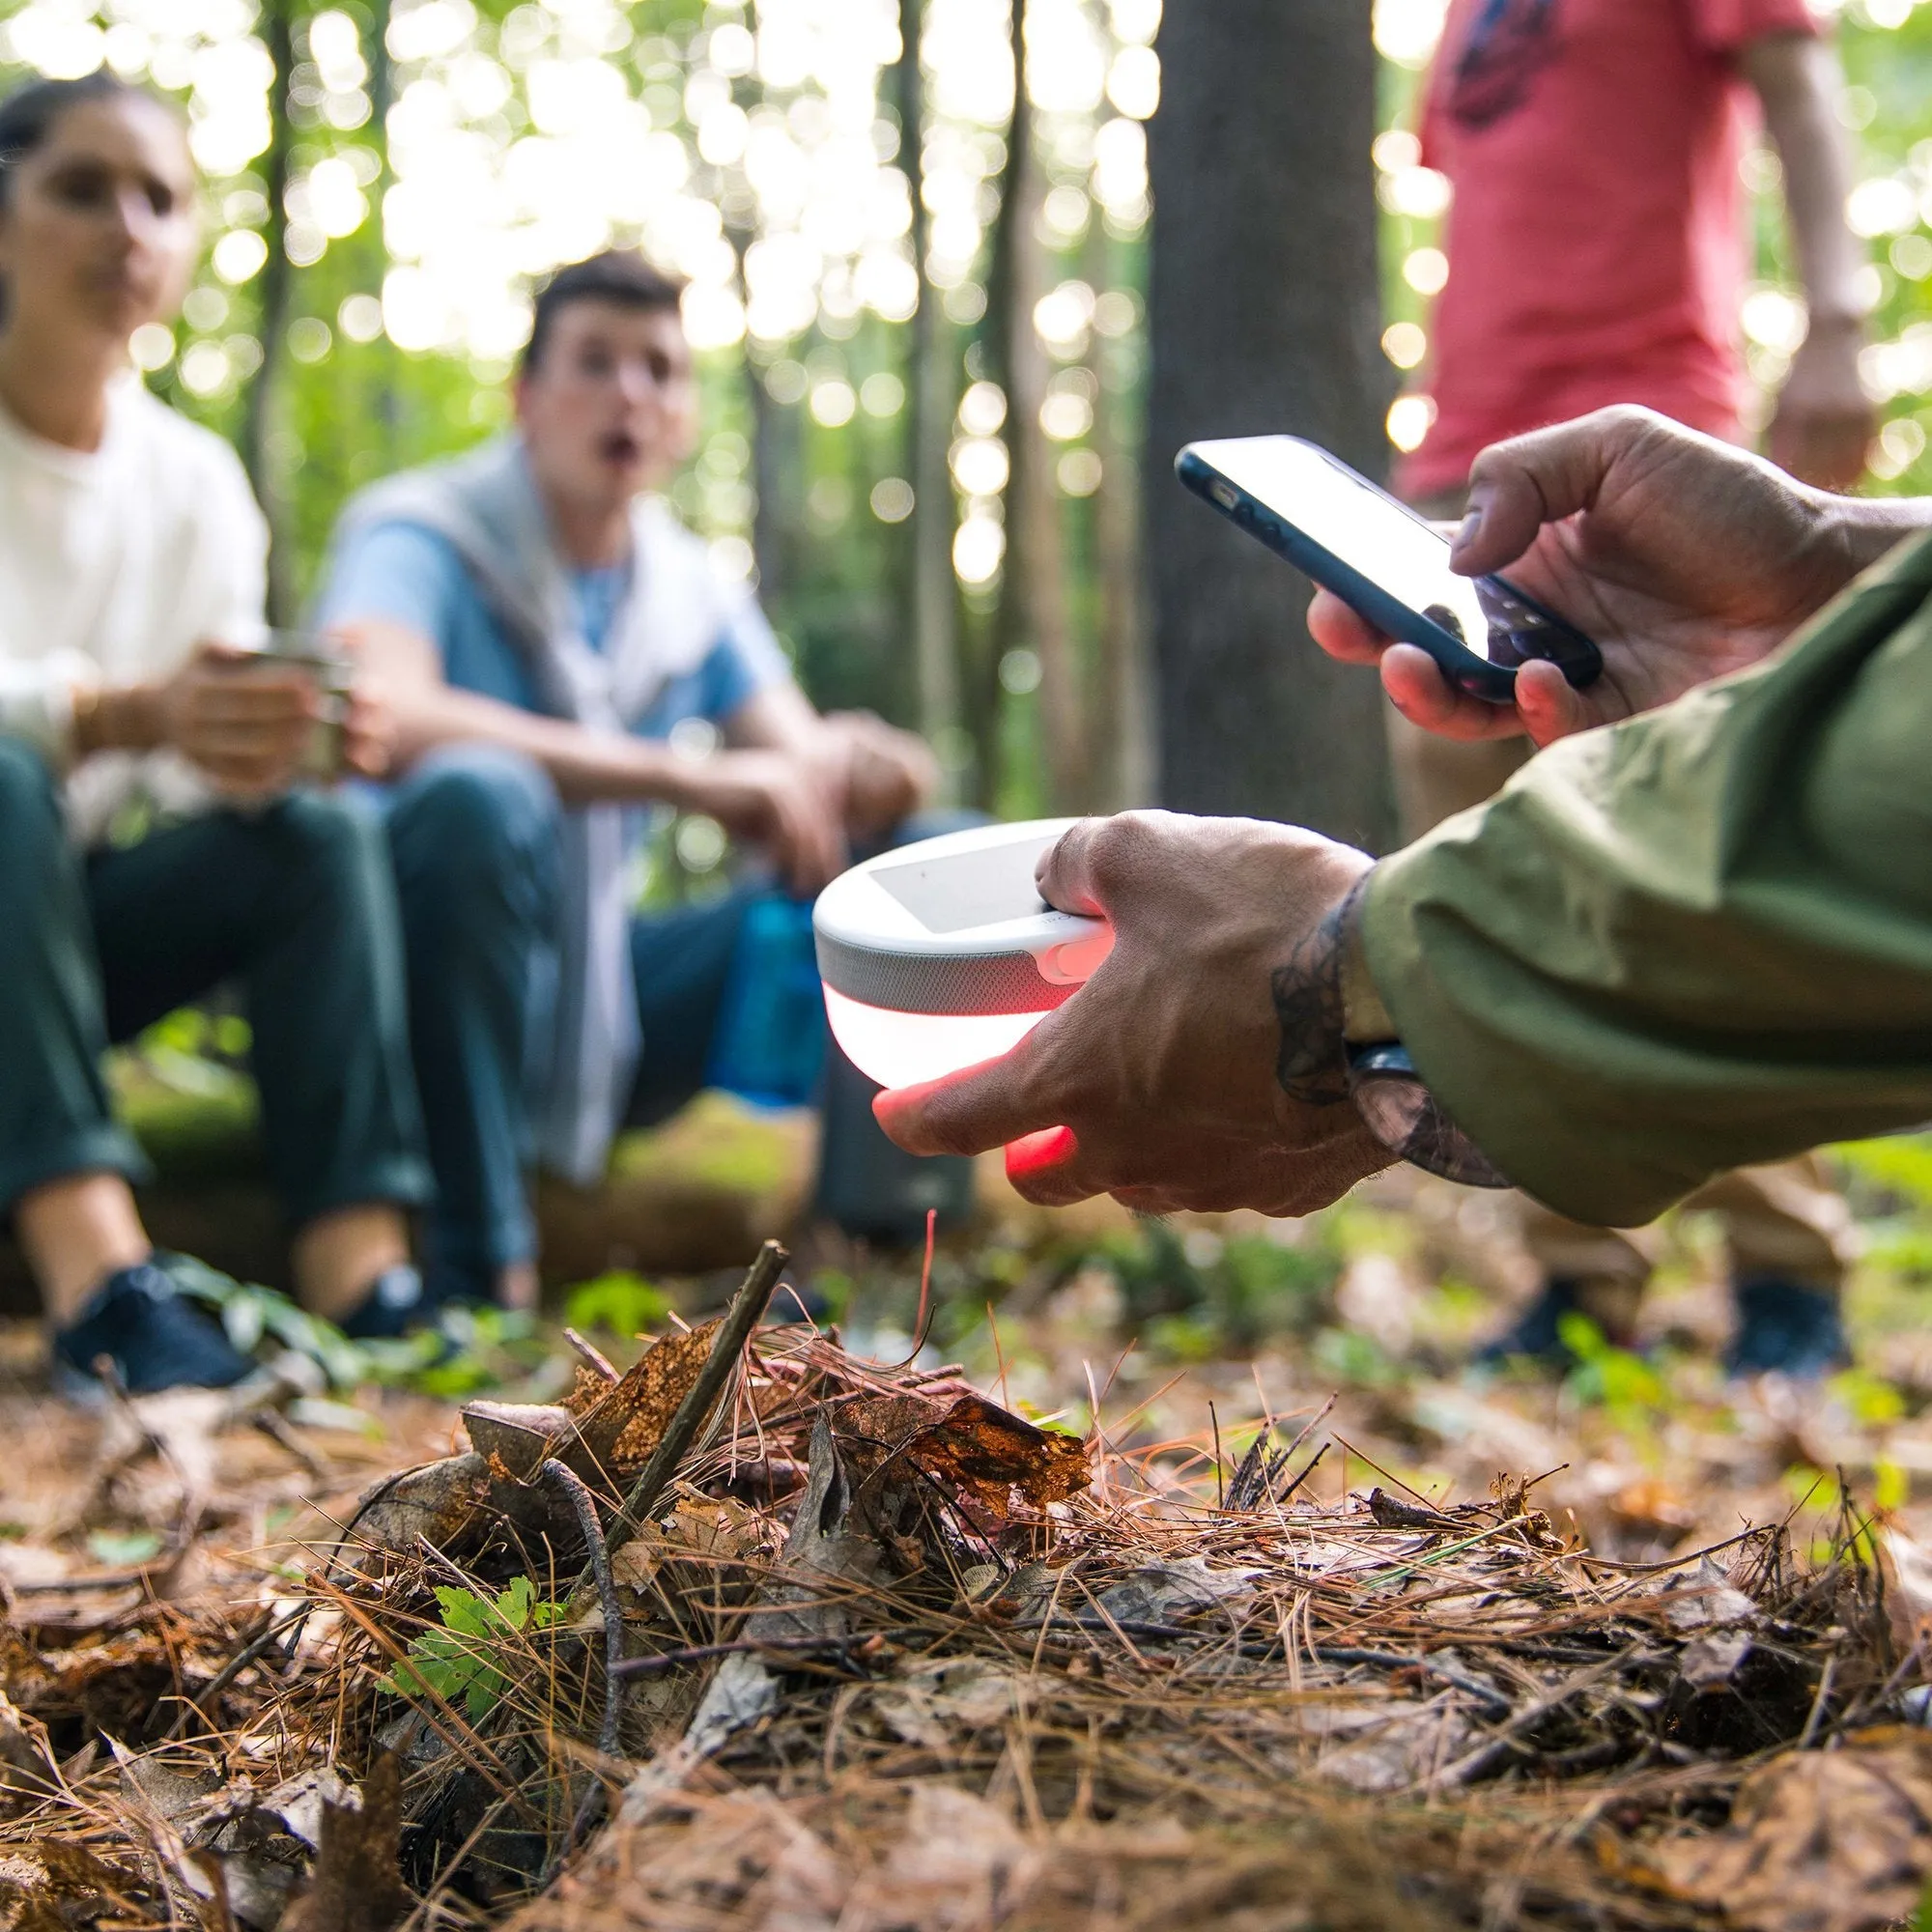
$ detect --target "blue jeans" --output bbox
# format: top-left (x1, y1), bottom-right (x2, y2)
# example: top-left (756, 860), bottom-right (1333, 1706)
top-left (384, 743), bottom-right (966, 1297)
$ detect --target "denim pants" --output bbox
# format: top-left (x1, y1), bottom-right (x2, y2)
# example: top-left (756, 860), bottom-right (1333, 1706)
top-left (384, 743), bottom-right (968, 1296)
top-left (0, 738), bottom-right (431, 1229)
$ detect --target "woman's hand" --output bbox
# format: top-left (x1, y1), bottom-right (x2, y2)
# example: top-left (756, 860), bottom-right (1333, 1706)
top-left (154, 642), bottom-right (322, 798)
top-left (1310, 406), bottom-right (1921, 746)
top-left (873, 810), bottom-right (1392, 1215)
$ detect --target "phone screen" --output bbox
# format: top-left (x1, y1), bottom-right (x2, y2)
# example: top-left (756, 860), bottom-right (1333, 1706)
top-left (1196, 438), bottom-right (1538, 668)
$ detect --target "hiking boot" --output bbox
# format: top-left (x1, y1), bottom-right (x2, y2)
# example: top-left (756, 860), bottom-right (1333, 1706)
top-left (1475, 1277), bottom-right (1587, 1369)
top-left (1725, 1276), bottom-right (1848, 1380)
top-left (53, 1254), bottom-right (253, 1397)
top-left (337, 1264), bottom-right (433, 1342)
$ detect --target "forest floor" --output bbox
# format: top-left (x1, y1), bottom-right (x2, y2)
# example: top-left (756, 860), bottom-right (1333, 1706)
top-left (4, 1144), bottom-right (1932, 1929)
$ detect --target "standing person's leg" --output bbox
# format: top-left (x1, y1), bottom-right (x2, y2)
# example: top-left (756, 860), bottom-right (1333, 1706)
top-left (384, 746), bottom-right (562, 1312)
top-left (1687, 1154), bottom-right (1853, 1375)
top-left (88, 791), bottom-right (433, 1326)
top-left (1387, 486), bottom-right (1662, 1358)
top-left (1501, 1201), bottom-right (1657, 1353)
top-left (1386, 706), bottom-right (1533, 844)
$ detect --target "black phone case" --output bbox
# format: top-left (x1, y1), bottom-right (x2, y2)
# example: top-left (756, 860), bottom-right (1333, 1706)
top-left (1174, 444), bottom-right (1600, 702)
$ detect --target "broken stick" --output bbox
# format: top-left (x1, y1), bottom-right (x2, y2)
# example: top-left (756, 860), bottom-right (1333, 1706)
top-left (597, 1238), bottom-right (789, 1568)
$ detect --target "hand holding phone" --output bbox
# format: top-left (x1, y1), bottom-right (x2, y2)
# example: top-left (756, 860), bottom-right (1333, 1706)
top-left (1176, 435), bottom-right (1602, 703)
top-left (1294, 409), bottom-right (1887, 748)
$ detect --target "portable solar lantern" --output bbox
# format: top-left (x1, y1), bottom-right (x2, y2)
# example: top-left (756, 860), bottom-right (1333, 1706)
top-left (813, 820), bottom-right (1113, 1090)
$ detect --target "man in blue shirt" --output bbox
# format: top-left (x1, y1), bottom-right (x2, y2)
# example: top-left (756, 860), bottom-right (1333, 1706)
top-left (319, 251), bottom-right (938, 1311)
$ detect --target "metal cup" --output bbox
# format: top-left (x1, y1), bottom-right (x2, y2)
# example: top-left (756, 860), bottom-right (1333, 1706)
top-left (248, 628), bottom-right (353, 781)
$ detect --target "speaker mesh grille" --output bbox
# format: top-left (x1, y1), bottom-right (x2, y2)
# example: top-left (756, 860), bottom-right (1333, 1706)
top-left (813, 931), bottom-right (1078, 1017)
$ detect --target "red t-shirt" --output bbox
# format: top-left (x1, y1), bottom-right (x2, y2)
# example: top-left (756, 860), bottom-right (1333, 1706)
top-left (1397, 0), bottom-right (1817, 500)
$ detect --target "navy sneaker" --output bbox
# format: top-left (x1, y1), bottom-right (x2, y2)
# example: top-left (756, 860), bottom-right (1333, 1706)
top-left (53, 1256), bottom-right (254, 1396)
top-left (337, 1264), bottom-right (432, 1342)
top-left (1726, 1276), bottom-right (1849, 1380)
top-left (1475, 1277), bottom-right (1587, 1369)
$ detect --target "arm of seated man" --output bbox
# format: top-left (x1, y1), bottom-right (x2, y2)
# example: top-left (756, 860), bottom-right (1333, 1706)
top-left (327, 523), bottom-right (849, 894)
top-left (724, 682), bottom-right (938, 839)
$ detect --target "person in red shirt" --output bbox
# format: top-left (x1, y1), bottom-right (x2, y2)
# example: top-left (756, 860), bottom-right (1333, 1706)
top-left (1403, 0), bottom-right (1870, 505)
top-left (1388, 0), bottom-right (1872, 1378)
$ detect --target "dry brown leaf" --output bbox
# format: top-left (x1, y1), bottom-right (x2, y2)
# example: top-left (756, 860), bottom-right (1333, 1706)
top-left (279, 1753), bottom-right (412, 1932)
top-left (859, 1785), bottom-right (1042, 1932)
top-left (0, 1693), bottom-right (53, 1799)
top-left (1883, 1526), bottom-right (1932, 1657)
top-left (1609, 1475), bottom-right (1698, 1537)
top-left (339, 1454), bottom-right (497, 1557)
top-left (0, 1840), bottom-right (137, 1932)
top-left (567, 1320), bottom-right (724, 1474)
top-left (1646, 1733), bottom-right (1932, 1932)
top-left (460, 1402), bottom-right (576, 1481)
top-left (1317, 1700), bottom-right (1477, 1794)
top-left (837, 1391), bottom-right (1090, 1520)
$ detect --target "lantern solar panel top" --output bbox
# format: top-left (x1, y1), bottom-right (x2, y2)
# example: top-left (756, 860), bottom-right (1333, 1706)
top-left (812, 819), bottom-right (1113, 1090)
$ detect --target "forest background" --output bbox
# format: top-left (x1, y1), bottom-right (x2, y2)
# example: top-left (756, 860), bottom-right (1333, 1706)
top-left (2, 0), bottom-right (1930, 883)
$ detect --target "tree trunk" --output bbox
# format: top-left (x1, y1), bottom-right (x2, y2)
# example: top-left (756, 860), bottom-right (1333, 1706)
top-left (970, 0), bottom-right (1026, 811)
top-left (746, 362), bottom-right (799, 605)
top-left (242, 0), bottom-right (297, 625)
top-left (1145, 0), bottom-right (1392, 850)
top-left (895, 0), bottom-right (963, 781)
top-left (989, 0), bottom-right (1085, 812)
top-left (1088, 222), bottom-right (1151, 810)
top-left (364, 0), bottom-right (400, 468)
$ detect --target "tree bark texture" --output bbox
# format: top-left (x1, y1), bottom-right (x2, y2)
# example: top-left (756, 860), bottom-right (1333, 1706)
top-left (990, 0), bottom-right (1085, 813)
top-left (896, 0), bottom-right (964, 779)
top-left (242, 0), bottom-right (297, 625)
top-left (1146, 0), bottom-right (1392, 850)
top-left (1087, 223), bottom-right (1152, 810)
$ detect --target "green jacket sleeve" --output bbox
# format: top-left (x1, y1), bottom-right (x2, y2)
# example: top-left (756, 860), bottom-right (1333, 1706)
top-left (1360, 527), bottom-right (1932, 1227)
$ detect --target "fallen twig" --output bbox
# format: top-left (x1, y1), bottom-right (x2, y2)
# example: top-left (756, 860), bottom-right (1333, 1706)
top-left (596, 1240), bottom-right (789, 1568)
top-left (536, 1458), bottom-right (623, 1759)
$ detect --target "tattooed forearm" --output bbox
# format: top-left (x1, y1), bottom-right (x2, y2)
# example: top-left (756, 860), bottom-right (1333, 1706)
top-left (1271, 875), bottom-right (1370, 1106)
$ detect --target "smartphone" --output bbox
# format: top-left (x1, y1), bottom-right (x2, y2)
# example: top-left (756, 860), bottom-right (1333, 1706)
top-left (1175, 436), bottom-right (1601, 702)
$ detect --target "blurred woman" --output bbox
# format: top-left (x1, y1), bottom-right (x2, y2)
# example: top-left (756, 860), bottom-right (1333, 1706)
top-left (0, 72), bottom-right (434, 1392)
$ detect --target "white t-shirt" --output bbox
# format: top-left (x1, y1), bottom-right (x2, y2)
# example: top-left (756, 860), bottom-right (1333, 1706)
top-left (0, 376), bottom-right (269, 843)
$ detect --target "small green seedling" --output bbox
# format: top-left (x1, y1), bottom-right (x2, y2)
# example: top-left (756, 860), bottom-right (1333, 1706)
top-left (382, 1577), bottom-right (566, 1723)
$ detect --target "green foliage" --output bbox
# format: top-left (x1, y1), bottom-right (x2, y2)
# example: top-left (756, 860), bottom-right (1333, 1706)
top-left (1832, 1365), bottom-right (1909, 1428)
top-left (1875, 1456), bottom-right (1911, 1514)
top-left (1838, 1133), bottom-right (1932, 1208)
top-left (1558, 1314), bottom-right (1666, 1418)
top-left (169, 1253), bottom-right (366, 1389)
top-left (369, 1303), bottom-right (550, 1400)
top-left (1311, 1324), bottom-right (1403, 1390)
top-left (805, 1268), bottom-right (855, 1325)
top-left (381, 1576), bottom-right (565, 1723)
top-left (562, 1271), bottom-right (672, 1340)
top-left (87, 1528), bottom-right (163, 1567)
top-left (1086, 1224), bottom-right (1342, 1353)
